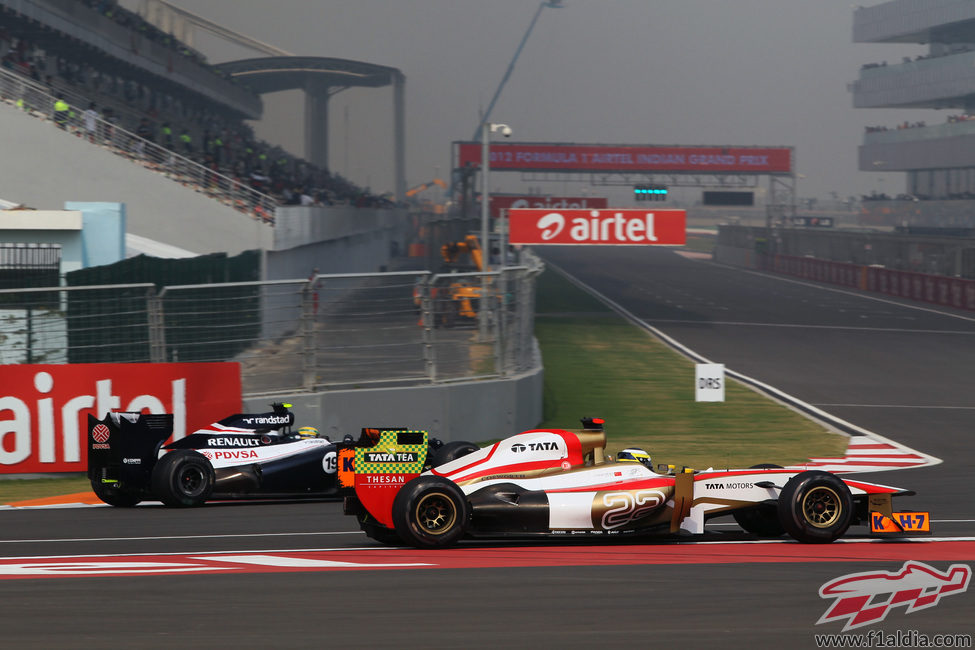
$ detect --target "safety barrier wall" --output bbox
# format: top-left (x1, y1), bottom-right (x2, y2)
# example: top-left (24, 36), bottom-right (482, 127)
top-left (772, 254), bottom-right (975, 311)
top-left (716, 224), bottom-right (975, 278)
top-left (245, 358), bottom-right (544, 445)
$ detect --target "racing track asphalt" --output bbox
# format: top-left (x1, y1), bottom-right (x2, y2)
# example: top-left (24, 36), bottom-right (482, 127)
top-left (1, 247), bottom-right (973, 649)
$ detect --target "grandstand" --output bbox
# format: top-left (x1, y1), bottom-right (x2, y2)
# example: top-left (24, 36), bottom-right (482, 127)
top-left (853, 1), bottom-right (975, 228)
top-left (0, 95), bottom-right (271, 255)
top-left (0, 0), bottom-right (400, 241)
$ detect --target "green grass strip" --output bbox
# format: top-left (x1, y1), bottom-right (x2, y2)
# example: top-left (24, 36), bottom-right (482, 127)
top-left (0, 476), bottom-right (90, 504)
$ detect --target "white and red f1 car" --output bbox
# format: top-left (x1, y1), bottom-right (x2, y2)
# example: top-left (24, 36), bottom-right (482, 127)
top-left (340, 419), bottom-right (930, 548)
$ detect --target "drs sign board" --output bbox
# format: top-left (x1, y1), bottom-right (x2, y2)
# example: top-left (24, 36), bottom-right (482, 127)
top-left (508, 208), bottom-right (686, 246)
top-left (695, 364), bottom-right (725, 402)
top-left (0, 363), bottom-right (241, 473)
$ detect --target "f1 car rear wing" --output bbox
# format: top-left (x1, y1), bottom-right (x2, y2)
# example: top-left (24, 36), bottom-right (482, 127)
top-left (338, 428), bottom-right (429, 528)
top-left (208, 402), bottom-right (295, 433)
top-left (87, 412), bottom-right (173, 487)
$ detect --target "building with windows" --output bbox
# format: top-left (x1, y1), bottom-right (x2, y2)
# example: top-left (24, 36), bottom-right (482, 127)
top-left (853, 1), bottom-right (975, 227)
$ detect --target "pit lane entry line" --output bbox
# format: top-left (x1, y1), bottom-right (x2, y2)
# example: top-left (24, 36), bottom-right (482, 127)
top-left (0, 539), bottom-right (972, 580)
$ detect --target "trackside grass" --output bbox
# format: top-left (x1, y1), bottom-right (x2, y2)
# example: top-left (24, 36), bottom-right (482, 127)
top-left (681, 233), bottom-right (716, 255)
top-left (0, 476), bottom-right (89, 504)
top-left (534, 266), bottom-right (846, 470)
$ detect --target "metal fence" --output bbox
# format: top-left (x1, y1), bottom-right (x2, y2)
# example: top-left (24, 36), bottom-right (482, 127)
top-left (0, 264), bottom-right (543, 395)
top-left (0, 66), bottom-right (278, 223)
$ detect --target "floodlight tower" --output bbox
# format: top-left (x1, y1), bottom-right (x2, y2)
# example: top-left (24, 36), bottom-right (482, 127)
top-left (471, 0), bottom-right (563, 142)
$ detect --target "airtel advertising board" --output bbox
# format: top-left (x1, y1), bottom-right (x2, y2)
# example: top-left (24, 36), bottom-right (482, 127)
top-left (508, 208), bottom-right (686, 246)
top-left (489, 195), bottom-right (608, 220)
top-left (0, 362), bottom-right (241, 473)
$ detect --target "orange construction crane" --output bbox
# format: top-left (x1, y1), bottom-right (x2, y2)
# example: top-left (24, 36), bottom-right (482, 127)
top-left (405, 178), bottom-right (447, 199)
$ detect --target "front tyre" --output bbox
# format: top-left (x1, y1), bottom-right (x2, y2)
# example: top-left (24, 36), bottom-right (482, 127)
top-left (777, 470), bottom-right (853, 543)
top-left (734, 505), bottom-right (784, 537)
top-left (733, 464), bottom-right (784, 537)
top-left (91, 481), bottom-right (142, 507)
top-left (392, 476), bottom-right (470, 548)
top-left (150, 450), bottom-right (215, 507)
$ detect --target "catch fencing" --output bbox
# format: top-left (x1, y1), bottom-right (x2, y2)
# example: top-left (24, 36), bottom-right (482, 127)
top-left (0, 265), bottom-right (543, 395)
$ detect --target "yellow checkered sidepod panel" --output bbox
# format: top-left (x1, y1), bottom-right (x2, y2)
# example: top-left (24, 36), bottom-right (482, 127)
top-left (349, 430), bottom-right (428, 529)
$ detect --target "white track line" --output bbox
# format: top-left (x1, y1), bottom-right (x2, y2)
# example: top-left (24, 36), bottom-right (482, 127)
top-left (643, 319), bottom-right (975, 335)
top-left (0, 531), bottom-right (363, 544)
top-left (3, 537), bottom-right (974, 561)
top-left (816, 404), bottom-right (975, 410)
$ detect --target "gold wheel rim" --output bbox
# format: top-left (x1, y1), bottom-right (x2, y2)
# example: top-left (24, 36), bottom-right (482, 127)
top-left (415, 492), bottom-right (457, 535)
top-left (801, 486), bottom-right (841, 528)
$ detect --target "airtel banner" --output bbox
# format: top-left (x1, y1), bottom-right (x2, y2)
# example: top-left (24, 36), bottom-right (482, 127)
top-left (0, 363), bottom-right (241, 473)
top-left (509, 208), bottom-right (686, 246)
top-left (489, 195), bottom-right (607, 220)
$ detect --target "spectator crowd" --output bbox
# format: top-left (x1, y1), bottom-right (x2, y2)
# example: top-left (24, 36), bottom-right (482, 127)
top-left (1, 3), bottom-right (395, 214)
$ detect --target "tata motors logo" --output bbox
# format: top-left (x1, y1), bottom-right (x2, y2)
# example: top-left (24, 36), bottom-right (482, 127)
top-left (508, 208), bottom-right (686, 246)
top-left (817, 561), bottom-right (971, 631)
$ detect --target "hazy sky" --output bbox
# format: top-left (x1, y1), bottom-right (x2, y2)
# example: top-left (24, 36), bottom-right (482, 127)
top-left (132, 1), bottom-right (934, 203)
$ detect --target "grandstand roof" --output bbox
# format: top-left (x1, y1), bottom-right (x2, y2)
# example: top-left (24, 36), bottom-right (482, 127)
top-left (220, 56), bottom-right (402, 94)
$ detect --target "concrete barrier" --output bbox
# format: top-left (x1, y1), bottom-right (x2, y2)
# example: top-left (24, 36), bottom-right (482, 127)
top-left (243, 355), bottom-right (544, 444)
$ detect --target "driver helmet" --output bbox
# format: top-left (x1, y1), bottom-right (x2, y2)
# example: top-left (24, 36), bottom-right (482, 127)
top-left (297, 426), bottom-right (320, 439)
top-left (616, 447), bottom-right (653, 468)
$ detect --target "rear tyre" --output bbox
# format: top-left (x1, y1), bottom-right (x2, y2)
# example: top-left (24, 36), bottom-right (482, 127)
top-left (777, 470), bottom-right (853, 543)
top-left (392, 476), bottom-right (470, 548)
top-left (733, 464), bottom-right (785, 537)
top-left (91, 480), bottom-right (142, 507)
top-left (429, 441), bottom-right (479, 468)
top-left (150, 450), bottom-right (214, 507)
